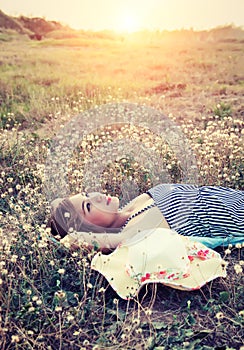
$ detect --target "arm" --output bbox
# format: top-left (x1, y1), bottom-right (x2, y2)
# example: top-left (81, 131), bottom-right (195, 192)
top-left (60, 227), bottom-right (138, 251)
top-left (60, 205), bottom-right (166, 251)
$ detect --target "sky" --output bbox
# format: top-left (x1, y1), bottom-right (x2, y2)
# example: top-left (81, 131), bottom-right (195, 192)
top-left (0, 0), bottom-right (244, 32)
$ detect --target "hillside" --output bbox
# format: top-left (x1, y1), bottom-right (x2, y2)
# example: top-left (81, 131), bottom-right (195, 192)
top-left (18, 15), bottom-right (64, 37)
top-left (0, 9), bottom-right (68, 39)
top-left (0, 9), bottom-right (29, 34)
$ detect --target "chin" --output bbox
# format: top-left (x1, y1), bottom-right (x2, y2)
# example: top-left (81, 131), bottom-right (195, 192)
top-left (112, 196), bottom-right (120, 209)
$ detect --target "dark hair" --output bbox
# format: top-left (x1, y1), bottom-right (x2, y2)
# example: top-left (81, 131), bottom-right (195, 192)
top-left (48, 197), bottom-right (120, 238)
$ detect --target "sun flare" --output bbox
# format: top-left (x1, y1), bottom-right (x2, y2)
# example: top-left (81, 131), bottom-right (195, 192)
top-left (115, 14), bottom-right (141, 33)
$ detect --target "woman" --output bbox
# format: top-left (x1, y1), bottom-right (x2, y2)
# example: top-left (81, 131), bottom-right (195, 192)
top-left (49, 184), bottom-right (244, 250)
top-left (48, 184), bottom-right (243, 299)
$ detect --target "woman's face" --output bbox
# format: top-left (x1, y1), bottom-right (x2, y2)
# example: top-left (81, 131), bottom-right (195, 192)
top-left (69, 192), bottom-right (120, 228)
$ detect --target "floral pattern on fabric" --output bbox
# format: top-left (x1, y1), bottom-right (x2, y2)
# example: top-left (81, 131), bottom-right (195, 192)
top-left (128, 265), bottom-right (191, 284)
top-left (185, 238), bottom-right (220, 261)
top-left (126, 238), bottom-right (222, 286)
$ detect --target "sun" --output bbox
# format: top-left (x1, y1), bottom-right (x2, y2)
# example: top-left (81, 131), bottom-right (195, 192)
top-left (115, 14), bottom-right (141, 33)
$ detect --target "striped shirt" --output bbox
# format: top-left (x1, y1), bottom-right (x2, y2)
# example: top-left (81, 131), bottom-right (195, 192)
top-left (147, 184), bottom-right (244, 239)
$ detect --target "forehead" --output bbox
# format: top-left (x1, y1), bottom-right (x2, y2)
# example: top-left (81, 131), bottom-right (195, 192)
top-left (68, 194), bottom-right (86, 212)
top-left (51, 194), bottom-right (85, 215)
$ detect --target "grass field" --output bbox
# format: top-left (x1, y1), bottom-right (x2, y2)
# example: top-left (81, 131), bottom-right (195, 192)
top-left (0, 28), bottom-right (244, 349)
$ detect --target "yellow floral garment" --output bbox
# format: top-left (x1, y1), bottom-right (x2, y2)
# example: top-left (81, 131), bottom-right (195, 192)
top-left (91, 228), bottom-right (227, 300)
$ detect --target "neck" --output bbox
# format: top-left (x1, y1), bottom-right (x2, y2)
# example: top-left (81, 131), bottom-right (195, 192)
top-left (109, 210), bottom-right (131, 228)
top-left (109, 193), bottom-right (153, 229)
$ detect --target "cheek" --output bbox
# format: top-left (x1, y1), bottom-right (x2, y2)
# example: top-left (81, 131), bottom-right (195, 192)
top-left (93, 210), bottom-right (115, 226)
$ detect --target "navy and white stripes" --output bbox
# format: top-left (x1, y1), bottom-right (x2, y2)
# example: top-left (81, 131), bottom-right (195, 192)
top-left (147, 184), bottom-right (244, 239)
